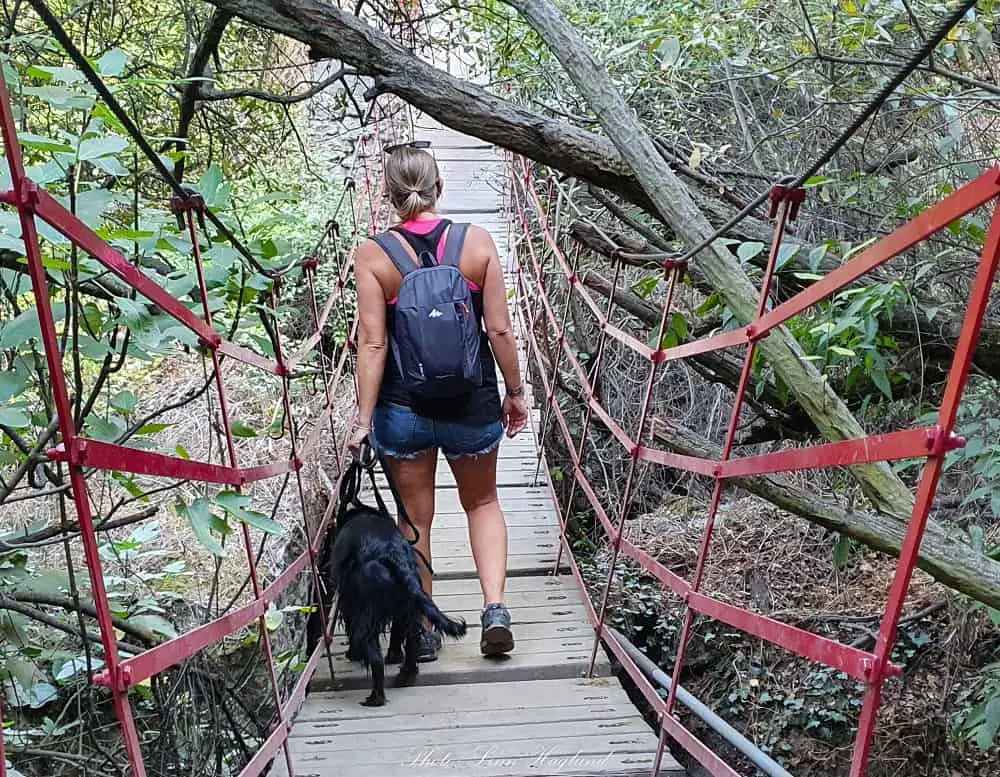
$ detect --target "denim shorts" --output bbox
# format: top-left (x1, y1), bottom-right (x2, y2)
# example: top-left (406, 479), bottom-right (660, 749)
top-left (372, 402), bottom-right (504, 460)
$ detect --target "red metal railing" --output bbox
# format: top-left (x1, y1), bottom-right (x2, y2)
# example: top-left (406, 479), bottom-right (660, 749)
top-left (509, 153), bottom-right (1000, 777)
top-left (0, 64), bottom-right (397, 777)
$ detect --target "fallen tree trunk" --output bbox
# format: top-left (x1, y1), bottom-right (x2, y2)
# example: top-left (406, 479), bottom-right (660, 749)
top-left (649, 418), bottom-right (1000, 610)
top-left (503, 0), bottom-right (920, 520)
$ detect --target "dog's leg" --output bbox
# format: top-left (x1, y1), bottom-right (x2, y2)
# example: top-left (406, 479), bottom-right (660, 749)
top-left (386, 617), bottom-right (405, 665)
top-left (361, 637), bottom-right (387, 707)
top-left (395, 620), bottom-right (420, 687)
top-left (343, 612), bottom-right (363, 662)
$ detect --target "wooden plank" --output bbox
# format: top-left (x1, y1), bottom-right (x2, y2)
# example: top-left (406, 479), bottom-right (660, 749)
top-left (291, 703), bottom-right (631, 735)
top-left (274, 751), bottom-right (675, 777)
top-left (431, 553), bottom-right (567, 578)
top-left (431, 511), bottom-right (561, 529)
top-left (429, 524), bottom-right (557, 542)
top-left (431, 537), bottom-right (561, 557)
top-left (368, 489), bottom-right (556, 514)
top-left (426, 584), bottom-right (585, 611)
top-left (330, 618), bottom-right (594, 645)
top-left (313, 638), bottom-right (609, 691)
top-left (431, 575), bottom-right (575, 595)
top-left (301, 677), bottom-right (631, 714)
top-left (372, 466), bottom-right (549, 489)
top-left (287, 718), bottom-right (650, 753)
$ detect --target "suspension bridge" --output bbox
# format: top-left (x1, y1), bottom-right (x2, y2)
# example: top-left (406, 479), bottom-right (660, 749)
top-left (2, 9), bottom-right (1000, 777)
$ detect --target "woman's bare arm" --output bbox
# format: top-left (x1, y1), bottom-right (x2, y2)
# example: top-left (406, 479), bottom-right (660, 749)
top-left (479, 229), bottom-right (521, 392)
top-left (353, 241), bottom-right (388, 432)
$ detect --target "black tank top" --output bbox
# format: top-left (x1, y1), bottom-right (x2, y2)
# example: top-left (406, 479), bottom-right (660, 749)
top-left (376, 222), bottom-right (502, 424)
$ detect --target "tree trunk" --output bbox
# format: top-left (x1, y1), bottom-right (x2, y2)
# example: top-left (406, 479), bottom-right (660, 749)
top-left (503, 0), bottom-right (914, 520)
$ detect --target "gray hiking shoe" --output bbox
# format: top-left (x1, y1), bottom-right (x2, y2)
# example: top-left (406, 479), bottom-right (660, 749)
top-left (480, 602), bottom-right (514, 656)
top-left (416, 627), bottom-right (442, 663)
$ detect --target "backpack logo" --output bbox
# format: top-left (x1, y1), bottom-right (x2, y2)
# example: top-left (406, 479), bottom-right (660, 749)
top-left (428, 308), bottom-right (443, 319)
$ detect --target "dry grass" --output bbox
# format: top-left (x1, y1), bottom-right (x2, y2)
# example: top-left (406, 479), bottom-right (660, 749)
top-left (608, 495), bottom-right (999, 777)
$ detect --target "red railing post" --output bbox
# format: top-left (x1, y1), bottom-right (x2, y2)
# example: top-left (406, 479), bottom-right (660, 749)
top-left (663, 186), bottom-right (798, 715)
top-left (849, 201), bottom-right (1000, 776)
top-left (181, 206), bottom-right (295, 777)
top-left (0, 68), bottom-right (149, 777)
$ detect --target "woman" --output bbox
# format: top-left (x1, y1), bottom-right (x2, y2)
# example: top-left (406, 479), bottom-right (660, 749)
top-left (347, 144), bottom-right (528, 661)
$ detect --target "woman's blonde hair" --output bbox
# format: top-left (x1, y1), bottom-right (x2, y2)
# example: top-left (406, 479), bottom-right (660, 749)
top-left (384, 146), bottom-right (441, 220)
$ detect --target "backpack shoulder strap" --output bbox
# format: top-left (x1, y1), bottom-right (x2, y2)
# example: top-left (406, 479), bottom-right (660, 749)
top-left (373, 232), bottom-right (418, 277)
top-left (440, 222), bottom-right (469, 268)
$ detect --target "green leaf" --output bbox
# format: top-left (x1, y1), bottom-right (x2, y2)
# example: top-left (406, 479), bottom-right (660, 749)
top-left (239, 509), bottom-right (285, 536)
top-left (26, 65), bottom-right (85, 84)
top-left (631, 274), bottom-right (659, 299)
top-left (85, 414), bottom-right (124, 442)
top-left (73, 188), bottom-right (122, 223)
top-left (55, 656), bottom-right (104, 682)
top-left (737, 241), bottom-right (766, 264)
top-left (198, 164), bottom-right (229, 208)
top-left (670, 313), bottom-right (688, 340)
top-left (112, 472), bottom-right (146, 500)
top-left (136, 422), bottom-right (173, 435)
top-left (0, 307), bottom-right (41, 349)
top-left (95, 48), bottom-right (129, 77)
top-left (975, 696), bottom-right (1000, 751)
top-left (0, 365), bottom-right (31, 403)
top-left (655, 37), bottom-right (681, 67)
top-left (21, 85), bottom-right (94, 111)
top-left (176, 497), bottom-right (227, 557)
top-left (230, 420), bottom-right (257, 438)
top-left (775, 244), bottom-right (801, 270)
top-left (0, 408), bottom-right (30, 428)
top-left (870, 361), bottom-right (892, 399)
top-left (110, 390), bottom-right (137, 414)
top-left (215, 490), bottom-right (284, 535)
top-left (77, 133), bottom-right (129, 161)
top-left (19, 132), bottom-right (73, 153)
top-left (26, 681), bottom-right (58, 708)
top-left (129, 613), bottom-right (178, 639)
top-left (175, 444), bottom-right (190, 460)
top-left (264, 604), bottom-right (284, 632)
top-left (214, 490), bottom-right (252, 512)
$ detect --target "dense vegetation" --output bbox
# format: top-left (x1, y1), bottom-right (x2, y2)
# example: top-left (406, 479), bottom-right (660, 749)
top-left (1, 0), bottom-right (998, 775)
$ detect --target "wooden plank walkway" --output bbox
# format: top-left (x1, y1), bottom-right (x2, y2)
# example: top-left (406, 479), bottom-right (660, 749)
top-left (276, 118), bottom-right (683, 777)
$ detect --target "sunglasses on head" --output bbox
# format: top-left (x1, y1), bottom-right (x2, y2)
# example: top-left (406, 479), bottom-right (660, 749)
top-left (383, 140), bottom-right (432, 154)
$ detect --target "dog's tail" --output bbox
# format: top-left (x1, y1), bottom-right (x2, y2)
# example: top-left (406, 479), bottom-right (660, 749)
top-left (387, 538), bottom-right (467, 638)
top-left (418, 591), bottom-right (467, 638)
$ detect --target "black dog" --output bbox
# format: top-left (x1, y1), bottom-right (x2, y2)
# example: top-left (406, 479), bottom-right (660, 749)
top-left (326, 464), bottom-right (466, 706)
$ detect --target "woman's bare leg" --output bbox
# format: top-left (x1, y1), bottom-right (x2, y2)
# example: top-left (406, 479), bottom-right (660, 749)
top-left (383, 450), bottom-right (437, 598)
top-left (447, 448), bottom-right (507, 606)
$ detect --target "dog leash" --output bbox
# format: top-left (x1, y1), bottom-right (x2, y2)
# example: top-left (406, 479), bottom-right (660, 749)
top-left (357, 438), bottom-right (436, 577)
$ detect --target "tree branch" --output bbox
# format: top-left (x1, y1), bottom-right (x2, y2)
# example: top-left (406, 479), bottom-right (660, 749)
top-left (195, 67), bottom-right (354, 104)
top-left (2, 591), bottom-right (161, 645)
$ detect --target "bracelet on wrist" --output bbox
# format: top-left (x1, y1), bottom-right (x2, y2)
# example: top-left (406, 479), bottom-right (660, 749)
top-left (506, 384), bottom-right (524, 398)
